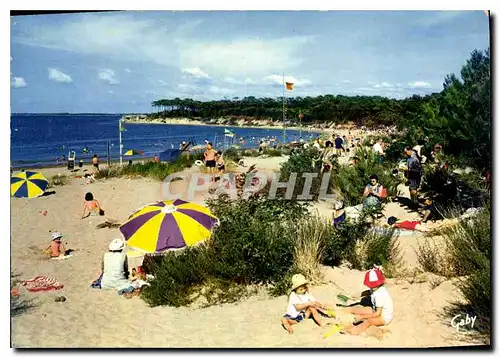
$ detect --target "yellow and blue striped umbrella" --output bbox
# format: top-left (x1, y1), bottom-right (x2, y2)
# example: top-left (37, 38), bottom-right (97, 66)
top-left (11, 171), bottom-right (49, 198)
top-left (119, 199), bottom-right (218, 253)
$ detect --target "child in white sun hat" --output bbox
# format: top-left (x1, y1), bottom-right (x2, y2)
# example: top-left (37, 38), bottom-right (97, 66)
top-left (281, 274), bottom-right (329, 334)
top-left (342, 266), bottom-right (394, 335)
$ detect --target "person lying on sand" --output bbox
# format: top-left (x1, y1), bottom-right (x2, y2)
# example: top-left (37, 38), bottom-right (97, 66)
top-left (385, 216), bottom-right (459, 232)
top-left (43, 232), bottom-right (73, 259)
top-left (281, 274), bottom-right (329, 334)
top-left (82, 192), bottom-right (105, 219)
top-left (341, 267), bottom-right (393, 335)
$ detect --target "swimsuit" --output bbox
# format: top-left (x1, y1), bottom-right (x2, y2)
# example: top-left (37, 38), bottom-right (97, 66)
top-left (394, 221), bottom-right (421, 230)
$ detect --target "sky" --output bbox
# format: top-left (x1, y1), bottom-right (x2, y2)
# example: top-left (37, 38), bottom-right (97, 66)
top-left (10, 10), bottom-right (490, 113)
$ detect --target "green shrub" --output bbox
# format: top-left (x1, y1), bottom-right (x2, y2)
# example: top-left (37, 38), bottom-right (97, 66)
top-left (207, 195), bottom-right (305, 285)
top-left (94, 157), bottom-right (192, 181)
top-left (140, 246), bottom-right (213, 307)
top-left (48, 174), bottom-right (70, 187)
top-left (330, 147), bottom-right (403, 206)
top-left (323, 217), bottom-right (371, 266)
top-left (11, 272), bottom-right (35, 316)
top-left (416, 239), bottom-right (448, 275)
top-left (277, 147), bottom-right (333, 200)
top-left (288, 216), bottom-right (334, 284)
top-left (416, 205), bottom-right (490, 337)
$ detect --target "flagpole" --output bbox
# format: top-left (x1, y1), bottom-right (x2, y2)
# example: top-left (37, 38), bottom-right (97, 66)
top-left (282, 72), bottom-right (286, 145)
top-left (119, 118), bottom-right (123, 166)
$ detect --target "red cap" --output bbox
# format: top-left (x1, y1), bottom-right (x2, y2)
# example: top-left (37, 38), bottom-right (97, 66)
top-left (364, 268), bottom-right (385, 288)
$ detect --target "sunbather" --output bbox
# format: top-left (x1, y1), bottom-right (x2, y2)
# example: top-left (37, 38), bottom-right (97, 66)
top-left (82, 192), bottom-right (105, 219)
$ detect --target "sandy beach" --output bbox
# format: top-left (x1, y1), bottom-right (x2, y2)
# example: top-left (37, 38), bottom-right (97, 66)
top-left (10, 157), bottom-right (485, 348)
top-left (121, 116), bottom-right (353, 134)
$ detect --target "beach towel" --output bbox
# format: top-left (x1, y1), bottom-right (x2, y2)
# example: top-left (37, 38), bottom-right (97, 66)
top-left (21, 276), bottom-right (64, 292)
top-left (51, 254), bottom-right (73, 260)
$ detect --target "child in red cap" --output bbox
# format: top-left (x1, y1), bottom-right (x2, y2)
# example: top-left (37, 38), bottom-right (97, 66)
top-left (342, 266), bottom-right (393, 335)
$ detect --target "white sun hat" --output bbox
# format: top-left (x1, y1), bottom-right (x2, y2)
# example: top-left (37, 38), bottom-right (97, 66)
top-left (51, 232), bottom-right (63, 240)
top-left (109, 238), bottom-right (125, 251)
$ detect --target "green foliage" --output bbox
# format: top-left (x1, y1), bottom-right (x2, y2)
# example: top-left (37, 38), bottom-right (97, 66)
top-left (416, 205), bottom-right (490, 336)
top-left (11, 272), bottom-right (35, 317)
top-left (141, 246), bottom-right (212, 307)
top-left (95, 156), bottom-right (192, 181)
top-left (277, 147), bottom-right (334, 200)
top-left (331, 147), bottom-right (402, 206)
top-left (142, 195), bottom-right (308, 307)
top-left (48, 174), bottom-right (70, 187)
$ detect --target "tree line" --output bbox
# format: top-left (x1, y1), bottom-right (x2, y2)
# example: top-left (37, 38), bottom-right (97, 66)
top-left (151, 49), bottom-right (490, 169)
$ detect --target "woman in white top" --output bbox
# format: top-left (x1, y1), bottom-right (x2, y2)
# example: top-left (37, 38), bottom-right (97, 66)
top-left (101, 238), bottom-right (135, 296)
top-left (342, 267), bottom-right (394, 335)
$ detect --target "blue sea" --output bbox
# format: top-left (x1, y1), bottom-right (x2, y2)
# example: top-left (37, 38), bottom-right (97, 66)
top-left (10, 114), bottom-right (315, 168)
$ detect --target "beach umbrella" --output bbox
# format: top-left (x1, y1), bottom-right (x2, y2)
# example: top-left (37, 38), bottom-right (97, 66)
top-left (119, 199), bottom-right (219, 253)
top-left (11, 171), bottom-right (49, 198)
top-left (124, 149), bottom-right (144, 156)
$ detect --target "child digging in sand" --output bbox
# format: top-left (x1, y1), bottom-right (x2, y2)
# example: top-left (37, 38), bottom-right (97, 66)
top-left (281, 274), bottom-right (329, 334)
top-left (44, 232), bottom-right (72, 259)
top-left (342, 267), bottom-right (393, 335)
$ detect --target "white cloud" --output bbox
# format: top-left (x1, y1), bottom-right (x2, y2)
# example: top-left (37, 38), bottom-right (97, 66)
top-left (178, 84), bottom-right (202, 94)
top-left (12, 15), bottom-right (312, 79)
top-left (179, 37), bottom-right (313, 77)
top-left (158, 80), bottom-right (167, 85)
top-left (222, 77), bottom-right (240, 84)
top-left (182, 67), bottom-right (210, 79)
top-left (48, 68), bottom-right (72, 83)
top-left (263, 74), bottom-right (312, 87)
top-left (98, 69), bottom-right (119, 85)
top-left (124, 68), bottom-right (131, 73)
top-left (108, 90), bottom-right (114, 94)
top-left (342, 80), bottom-right (352, 84)
top-left (407, 81), bottom-right (431, 88)
top-left (11, 77), bottom-right (27, 88)
top-left (208, 86), bottom-right (234, 95)
top-left (221, 77), bottom-right (256, 85)
top-left (373, 82), bottom-right (391, 88)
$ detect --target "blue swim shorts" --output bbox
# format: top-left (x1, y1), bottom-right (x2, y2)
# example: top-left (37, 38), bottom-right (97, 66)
top-left (283, 313), bottom-right (305, 322)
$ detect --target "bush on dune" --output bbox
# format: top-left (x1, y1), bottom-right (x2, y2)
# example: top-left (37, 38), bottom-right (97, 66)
top-left (416, 204), bottom-right (491, 336)
top-left (330, 147), bottom-right (403, 206)
top-left (94, 155), bottom-right (193, 181)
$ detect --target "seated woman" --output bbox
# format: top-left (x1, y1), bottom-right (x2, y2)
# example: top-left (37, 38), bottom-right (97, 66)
top-left (82, 192), bottom-right (105, 219)
top-left (100, 239), bottom-right (137, 298)
top-left (362, 175), bottom-right (385, 209)
top-left (332, 201), bottom-right (346, 228)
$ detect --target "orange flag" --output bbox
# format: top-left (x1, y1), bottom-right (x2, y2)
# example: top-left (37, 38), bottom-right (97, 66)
top-left (285, 82), bottom-right (294, 91)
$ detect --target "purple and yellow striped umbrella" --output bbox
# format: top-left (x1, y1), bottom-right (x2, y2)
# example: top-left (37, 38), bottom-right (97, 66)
top-left (119, 199), bottom-right (218, 253)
